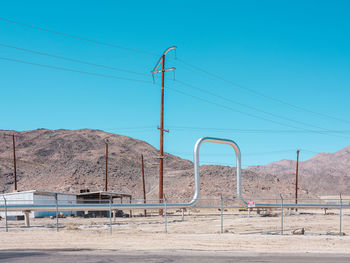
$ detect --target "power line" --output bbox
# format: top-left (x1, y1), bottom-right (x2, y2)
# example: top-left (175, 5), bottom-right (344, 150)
top-left (168, 126), bottom-right (350, 134)
top-left (173, 79), bottom-right (342, 133)
top-left (3, 17), bottom-right (348, 127)
top-left (0, 40), bottom-right (342, 136)
top-left (176, 58), bottom-right (350, 125)
top-left (4, 17), bottom-right (348, 127)
top-left (200, 161), bottom-right (235, 166)
top-left (102, 126), bottom-right (350, 134)
top-left (0, 56), bottom-right (313, 136)
top-left (104, 126), bottom-right (155, 130)
top-left (2, 54), bottom-right (348, 139)
top-left (0, 56), bottom-right (151, 84)
top-left (198, 161), bottom-right (254, 167)
top-left (0, 43), bottom-right (150, 77)
top-left (0, 17), bottom-right (158, 56)
top-left (300, 149), bottom-right (323, 154)
top-left (1, 56), bottom-right (294, 133)
top-left (105, 125), bottom-right (350, 136)
top-left (170, 149), bottom-right (300, 156)
top-left (165, 86), bottom-right (300, 129)
top-left (164, 85), bottom-right (350, 139)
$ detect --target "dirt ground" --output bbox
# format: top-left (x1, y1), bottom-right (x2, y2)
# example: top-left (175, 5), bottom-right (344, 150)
top-left (1, 208), bottom-right (350, 253)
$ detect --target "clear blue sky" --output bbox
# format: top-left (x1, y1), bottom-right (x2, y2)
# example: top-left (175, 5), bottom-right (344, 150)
top-left (1, 0), bottom-right (350, 167)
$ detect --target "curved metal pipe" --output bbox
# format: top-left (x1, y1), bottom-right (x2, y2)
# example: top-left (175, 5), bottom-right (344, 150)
top-left (192, 137), bottom-right (246, 205)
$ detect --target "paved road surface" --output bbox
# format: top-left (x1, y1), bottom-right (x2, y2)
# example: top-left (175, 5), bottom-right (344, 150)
top-left (1, 250), bottom-right (350, 263)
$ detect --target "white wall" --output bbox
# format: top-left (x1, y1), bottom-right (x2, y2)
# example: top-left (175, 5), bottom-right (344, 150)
top-left (0, 191), bottom-right (77, 218)
top-left (0, 192), bottom-right (35, 218)
top-left (33, 193), bottom-right (77, 218)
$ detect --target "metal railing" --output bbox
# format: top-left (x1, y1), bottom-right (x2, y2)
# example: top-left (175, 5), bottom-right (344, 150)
top-left (0, 196), bottom-right (349, 235)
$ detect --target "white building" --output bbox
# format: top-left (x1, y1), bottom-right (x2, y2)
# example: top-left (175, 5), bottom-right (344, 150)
top-left (0, 190), bottom-right (77, 218)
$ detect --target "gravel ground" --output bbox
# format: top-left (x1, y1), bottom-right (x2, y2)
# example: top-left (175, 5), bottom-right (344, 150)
top-left (1, 208), bottom-right (350, 254)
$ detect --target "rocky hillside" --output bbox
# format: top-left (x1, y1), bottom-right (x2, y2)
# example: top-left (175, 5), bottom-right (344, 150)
top-left (247, 147), bottom-right (350, 195)
top-left (0, 129), bottom-right (313, 201)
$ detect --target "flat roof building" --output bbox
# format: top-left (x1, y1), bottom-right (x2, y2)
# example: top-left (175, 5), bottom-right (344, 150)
top-left (76, 190), bottom-right (132, 217)
top-left (0, 190), bottom-right (77, 218)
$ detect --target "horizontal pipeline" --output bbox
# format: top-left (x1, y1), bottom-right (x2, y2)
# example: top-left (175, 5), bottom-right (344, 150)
top-left (1, 202), bottom-right (350, 212)
top-left (0, 202), bottom-right (194, 212)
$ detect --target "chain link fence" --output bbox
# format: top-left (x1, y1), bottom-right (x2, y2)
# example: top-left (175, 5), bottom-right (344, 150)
top-left (1, 196), bottom-right (349, 235)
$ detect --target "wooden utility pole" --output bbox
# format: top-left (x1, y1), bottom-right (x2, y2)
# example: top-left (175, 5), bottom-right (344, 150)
top-left (141, 154), bottom-right (147, 217)
top-left (105, 142), bottom-right (108, 191)
top-left (159, 53), bottom-right (165, 206)
top-left (295, 149), bottom-right (300, 205)
top-left (5, 134), bottom-right (18, 191)
top-left (151, 46), bottom-right (177, 214)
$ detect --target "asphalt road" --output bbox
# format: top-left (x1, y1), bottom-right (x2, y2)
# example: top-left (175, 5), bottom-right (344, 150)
top-left (1, 250), bottom-right (350, 263)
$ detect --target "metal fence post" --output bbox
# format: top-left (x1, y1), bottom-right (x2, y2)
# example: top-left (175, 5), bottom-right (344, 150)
top-left (109, 197), bottom-right (112, 235)
top-left (220, 195), bottom-right (223, 234)
top-left (280, 194), bottom-right (284, 235)
top-left (3, 196), bottom-right (8, 232)
top-left (339, 193), bottom-right (343, 236)
top-left (164, 197), bottom-right (167, 234)
top-left (55, 194), bottom-right (59, 232)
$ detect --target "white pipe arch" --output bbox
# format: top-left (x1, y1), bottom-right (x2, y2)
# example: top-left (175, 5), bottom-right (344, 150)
top-left (191, 137), bottom-right (246, 205)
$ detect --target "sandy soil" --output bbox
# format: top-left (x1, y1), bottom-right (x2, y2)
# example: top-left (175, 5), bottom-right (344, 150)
top-left (1, 208), bottom-right (350, 253)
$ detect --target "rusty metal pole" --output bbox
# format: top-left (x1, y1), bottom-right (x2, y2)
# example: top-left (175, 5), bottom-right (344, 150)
top-left (141, 154), bottom-right (147, 217)
top-left (340, 193), bottom-right (343, 236)
top-left (12, 134), bottom-right (17, 191)
top-left (295, 150), bottom-right (300, 206)
top-left (151, 46), bottom-right (176, 215)
top-left (5, 134), bottom-right (18, 191)
top-left (159, 54), bottom-right (165, 214)
top-left (105, 142), bottom-right (108, 192)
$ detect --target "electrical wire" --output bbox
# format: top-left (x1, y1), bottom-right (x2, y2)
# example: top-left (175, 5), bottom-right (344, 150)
top-left (0, 43), bottom-right (150, 77)
top-left (173, 79), bottom-right (339, 134)
top-left (0, 17), bottom-right (158, 56)
top-left (2, 17), bottom-right (348, 126)
top-left (168, 126), bottom-right (350, 134)
top-left (1, 55), bottom-right (349, 139)
top-left (0, 56), bottom-right (151, 84)
top-left (3, 17), bottom-right (348, 127)
top-left (1, 40), bottom-right (345, 136)
top-left (176, 58), bottom-right (350, 125)
top-left (170, 149), bottom-right (299, 156)
top-left (0, 56), bottom-right (319, 135)
top-left (104, 126), bottom-right (155, 130)
top-left (300, 149), bottom-right (324, 154)
top-left (164, 85), bottom-right (350, 139)
top-left (104, 125), bottom-right (350, 135)
top-left (198, 161), bottom-right (254, 167)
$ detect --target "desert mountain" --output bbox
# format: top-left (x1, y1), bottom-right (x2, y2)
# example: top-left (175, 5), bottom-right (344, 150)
top-left (0, 129), bottom-right (314, 202)
top-left (247, 147), bottom-right (350, 195)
